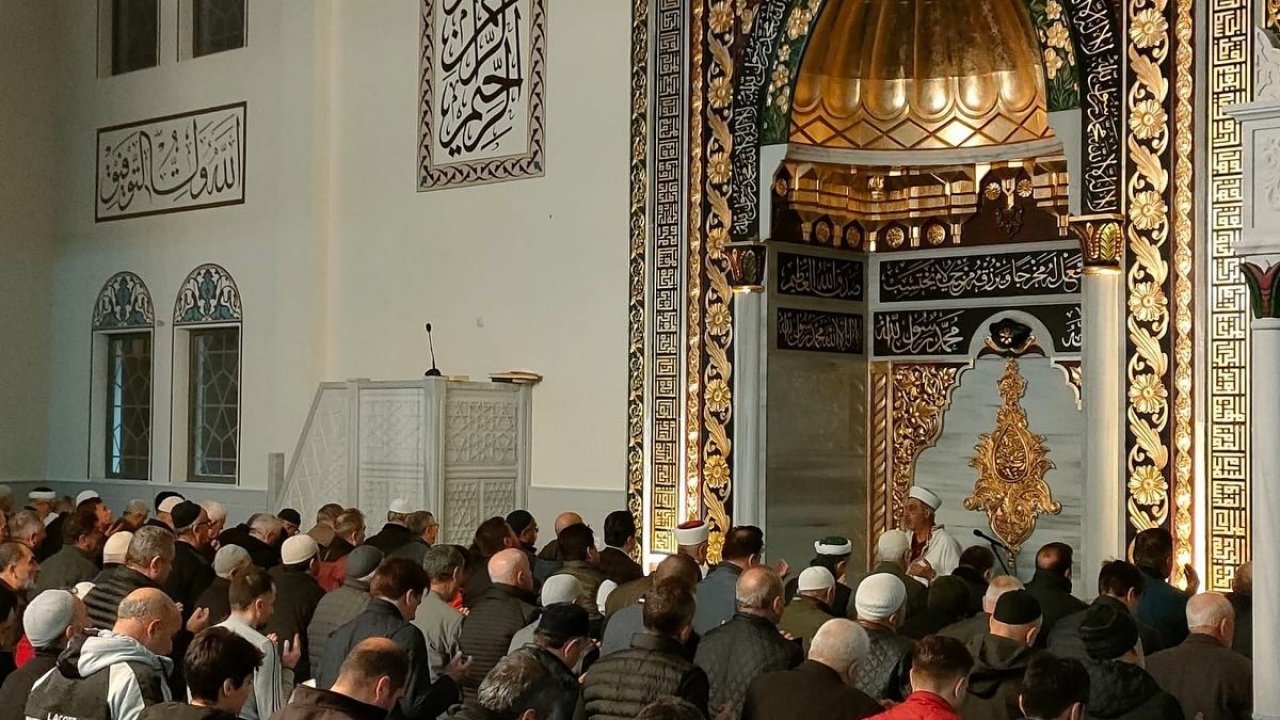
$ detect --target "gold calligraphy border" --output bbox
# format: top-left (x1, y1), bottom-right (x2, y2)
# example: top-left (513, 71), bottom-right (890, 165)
top-left (1205, 0), bottom-right (1251, 590)
top-left (627, 0), bottom-right (649, 556)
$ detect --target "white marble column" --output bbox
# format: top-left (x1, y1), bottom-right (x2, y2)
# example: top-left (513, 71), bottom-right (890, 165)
top-left (1070, 217), bottom-right (1127, 598)
top-left (1250, 315), bottom-right (1280, 720)
top-left (731, 288), bottom-right (766, 529)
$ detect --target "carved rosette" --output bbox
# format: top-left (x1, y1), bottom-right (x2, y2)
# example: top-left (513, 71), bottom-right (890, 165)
top-left (1068, 214), bottom-right (1124, 268)
top-left (889, 365), bottom-right (963, 523)
top-left (965, 359), bottom-right (1061, 555)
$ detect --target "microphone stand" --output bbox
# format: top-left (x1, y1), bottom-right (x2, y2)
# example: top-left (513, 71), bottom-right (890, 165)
top-left (974, 529), bottom-right (1013, 576)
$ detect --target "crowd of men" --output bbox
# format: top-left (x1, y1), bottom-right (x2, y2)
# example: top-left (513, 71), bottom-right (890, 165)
top-left (0, 483), bottom-right (1253, 720)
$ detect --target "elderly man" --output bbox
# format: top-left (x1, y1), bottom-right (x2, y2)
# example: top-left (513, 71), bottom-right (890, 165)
top-left (194, 544), bottom-right (252, 626)
top-left (0, 543), bottom-right (40, 679)
top-left (114, 500), bottom-right (149, 534)
top-left (902, 486), bottom-right (963, 583)
top-left (961, 590), bottom-right (1043, 720)
top-left (309, 546), bottom-right (381, 674)
top-left (454, 650), bottom-right (577, 720)
top-left (742, 619), bottom-right (881, 720)
top-left (852, 573), bottom-right (914, 703)
top-left (388, 511), bottom-right (438, 566)
top-left (265, 536), bottom-right (325, 682)
top-left (458, 549), bottom-right (538, 700)
top-left (508, 574), bottom-right (581, 654)
top-left (869, 529), bottom-right (927, 623)
top-left (33, 510), bottom-right (102, 595)
top-left (0, 590), bottom-right (89, 720)
top-left (780, 566), bottom-right (838, 652)
top-left (8, 513), bottom-right (45, 559)
top-left (510, 603), bottom-right (594, 707)
top-left (784, 536), bottom-right (857, 618)
top-left (940, 574), bottom-right (1024, 646)
top-left (695, 566), bottom-right (802, 718)
top-left (165, 502), bottom-right (216, 623)
top-left (148, 493), bottom-right (185, 532)
top-left (1146, 592), bottom-right (1251, 720)
top-left (27, 588), bottom-right (181, 720)
top-left (85, 526), bottom-right (176, 630)
top-left (1076, 602), bottom-right (1181, 719)
top-left (364, 499), bottom-right (415, 555)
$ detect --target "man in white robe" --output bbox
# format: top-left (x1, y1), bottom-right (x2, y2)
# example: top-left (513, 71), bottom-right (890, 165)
top-left (903, 486), bottom-right (962, 584)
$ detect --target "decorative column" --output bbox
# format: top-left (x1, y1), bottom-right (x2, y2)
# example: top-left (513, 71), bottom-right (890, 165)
top-left (725, 243), bottom-right (768, 528)
top-left (1068, 215), bottom-right (1126, 598)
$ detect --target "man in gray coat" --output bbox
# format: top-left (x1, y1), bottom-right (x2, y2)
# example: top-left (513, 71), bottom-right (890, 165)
top-left (412, 544), bottom-right (467, 682)
top-left (307, 546), bottom-right (382, 675)
top-left (695, 527), bottom-right (774, 635)
top-left (1146, 592), bottom-right (1252, 720)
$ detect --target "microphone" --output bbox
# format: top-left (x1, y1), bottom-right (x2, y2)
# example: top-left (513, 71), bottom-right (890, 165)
top-left (973, 528), bottom-right (1010, 552)
top-left (424, 322), bottom-right (442, 377)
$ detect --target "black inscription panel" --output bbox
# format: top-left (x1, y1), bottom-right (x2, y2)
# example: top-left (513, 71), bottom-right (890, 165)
top-left (873, 304), bottom-right (1081, 357)
top-left (776, 308), bottom-right (864, 354)
top-left (878, 249), bottom-right (1082, 303)
top-left (778, 252), bottom-right (864, 301)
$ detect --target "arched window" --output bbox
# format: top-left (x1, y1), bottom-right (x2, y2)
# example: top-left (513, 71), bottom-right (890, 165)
top-left (172, 264), bottom-right (243, 484)
top-left (91, 272), bottom-right (155, 480)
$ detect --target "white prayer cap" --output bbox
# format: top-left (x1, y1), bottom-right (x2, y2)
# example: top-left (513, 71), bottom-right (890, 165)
top-left (0, 485), bottom-right (13, 500)
top-left (814, 536), bottom-right (852, 556)
top-left (855, 573), bottom-right (907, 621)
top-left (158, 496), bottom-right (183, 514)
top-left (71, 582), bottom-right (95, 600)
top-left (797, 566), bottom-right (836, 593)
top-left (213, 544), bottom-right (251, 579)
top-left (75, 491), bottom-right (99, 507)
top-left (389, 498), bottom-right (414, 515)
top-left (540, 574), bottom-right (583, 606)
top-left (908, 486), bottom-right (942, 511)
top-left (673, 520), bottom-right (709, 545)
top-left (282, 535), bottom-right (319, 565)
top-left (876, 529), bottom-right (911, 563)
top-left (24, 590), bottom-right (77, 648)
top-left (28, 487), bottom-right (56, 501)
top-left (103, 531), bottom-right (133, 565)
top-left (202, 500), bottom-right (228, 523)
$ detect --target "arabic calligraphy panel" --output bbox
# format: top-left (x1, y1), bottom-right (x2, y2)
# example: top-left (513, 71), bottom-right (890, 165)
top-left (873, 304), bottom-right (1081, 357)
top-left (419, 0), bottom-right (547, 190)
top-left (776, 308), bottom-right (864, 354)
top-left (96, 103), bottom-right (246, 222)
top-left (878, 248), bottom-right (1082, 303)
top-left (777, 252), bottom-right (864, 301)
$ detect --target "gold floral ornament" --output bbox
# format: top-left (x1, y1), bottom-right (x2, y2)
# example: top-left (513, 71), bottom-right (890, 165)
top-left (1128, 281), bottom-right (1168, 322)
top-left (706, 378), bottom-right (732, 414)
top-left (1128, 465), bottom-right (1169, 506)
top-left (707, 303), bottom-right (732, 336)
top-left (704, 454), bottom-right (730, 490)
top-left (709, 76), bottom-right (733, 109)
top-left (965, 359), bottom-right (1061, 556)
top-left (1130, 8), bottom-right (1169, 49)
top-left (1129, 372), bottom-right (1168, 415)
top-left (1131, 191), bottom-right (1168, 230)
top-left (1129, 99), bottom-right (1168, 140)
top-left (709, 2), bottom-right (733, 33)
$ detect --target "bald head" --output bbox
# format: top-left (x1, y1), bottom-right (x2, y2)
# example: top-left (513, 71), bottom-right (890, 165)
top-left (489, 548), bottom-right (533, 590)
top-left (735, 566), bottom-right (784, 622)
top-left (983, 575), bottom-right (1025, 613)
top-left (1187, 592), bottom-right (1235, 645)
top-left (1232, 562), bottom-right (1252, 596)
top-left (333, 637), bottom-right (411, 710)
top-left (654, 553), bottom-right (702, 588)
top-left (809, 619), bottom-right (870, 679)
top-left (114, 588), bottom-right (181, 656)
top-left (554, 512), bottom-right (584, 534)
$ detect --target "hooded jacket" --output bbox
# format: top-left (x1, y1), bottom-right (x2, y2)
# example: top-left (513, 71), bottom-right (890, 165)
top-left (870, 690), bottom-right (962, 720)
top-left (26, 631), bottom-right (173, 720)
top-left (1082, 657), bottom-right (1183, 720)
top-left (959, 633), bottom-right (1037, 720)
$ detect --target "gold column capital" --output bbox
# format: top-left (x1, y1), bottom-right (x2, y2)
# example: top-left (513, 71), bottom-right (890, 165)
top-left (1068, 213), bottom-right (1125, 268)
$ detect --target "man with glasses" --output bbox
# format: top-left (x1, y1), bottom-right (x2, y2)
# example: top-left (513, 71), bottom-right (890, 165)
top-left (389, 512), bottom-right (439, 567)
top-left (165, 501), bottom-right (217, 624)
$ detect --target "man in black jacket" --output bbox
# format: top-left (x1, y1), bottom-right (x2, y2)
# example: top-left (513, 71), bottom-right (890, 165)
top-left (961, 590), bottom-right (1042, 720)
top-left (219, 515), bottom-right (282, 570)
top-left (364, 500), bottom-right (415, 556)
top-left (1049, 560), bottom-right (1165, 660)
top-left (274, 637), bottom-right (409, 720)
top-left (165, 503), bottom-right (217, 624)
top-left (318, 559), bottom-right (468, 720)
top-left (459, 549), bottom-right (538, 700)
top-left (1023, 543), bottom-right (1087, 647)
top-left (511, 603), bottom-right (594, 711)
top-left (1133, 528), bottom-right (1195, 648)
top-left (1077, 601), bottom-right (1182, 720)
top-left (194, 545), bottom-right (252, 627)
top-left (742, 619), bottom-right (882, 720)
top-left (694, 566), bottom-right (802, 718)
top-left (951, 546), bottom-right (994, 616)
top-left (85, 526), bottom-right (175, 630)
top-left (266, 536), bottom-right (326, 682)
top-left (387, 512), bottom-right (436, 567)
top-left (597, 511), bottom-right (643, 587)
top-left (583, 580), bottom-right (708, 720)
top-left (0, 590), bottom-right (89, 720)
top-left (1018, 654), bottom-right (1090, 720)
top-left (1146, 592), bottom-right (1252, 720)
top-left (33, 511), bottom-right (102, 596)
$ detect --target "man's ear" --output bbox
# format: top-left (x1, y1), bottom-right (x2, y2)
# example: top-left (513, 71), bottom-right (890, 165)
top-left (516, 710), bottom-right (538, 720)
top-left (771, 596), bottom-right (785, 615)
top-left (374, 676), bottom-right (392, 703)
top-left (1026, 625), bottom-right (1041, 647)
top-left (145, 618), bottom-right (162, 639)
top-left (1070, 701), bottom-right (1085, 720)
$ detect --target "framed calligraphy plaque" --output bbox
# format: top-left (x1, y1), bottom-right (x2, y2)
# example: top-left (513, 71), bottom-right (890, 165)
top-left (96, 102), bottom-right (246, 222)
top-left (777, 252), bottom-right (864, 301)
top-left (776, 308), bottom-right (864, 354)
top-left (418, 0), bottom-right (547, 191)
top-left (872, 304), bottom-right (1081, 357)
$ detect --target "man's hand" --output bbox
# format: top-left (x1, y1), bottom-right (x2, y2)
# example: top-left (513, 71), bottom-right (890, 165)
top-left (281, 634), bottom-right (301, 670)
top-left (444, 652), bottom-right (472, 683)
top-left (1184, 563), bottom-right (1200, 595)
top-left (773, 559), bottom-right (791, 580)
top-left (907, 558), bottom-right (936, 581)
top-left (186, 607), bottom-right (211, 634)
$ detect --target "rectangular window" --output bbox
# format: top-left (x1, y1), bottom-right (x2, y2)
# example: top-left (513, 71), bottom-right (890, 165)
top-left (193, 0), bottom-right (246, 58)
top-left (189, 327), bottom-right (240, 483)
top-left (111, 0), bottom-right (159, 75)
top-left (105, 332), bottom-right (152, 479)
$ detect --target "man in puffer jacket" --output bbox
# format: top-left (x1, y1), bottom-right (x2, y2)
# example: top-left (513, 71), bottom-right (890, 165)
top-left (26, 588), bottom-right (181, 720)
top-left (694, 566), bottom-right (802, 718)
top-left (1076, 601), bottom-right (1183, 720)
top-left (458, 549), bottom-right (539, 701)
top-left (582, 580), bottom-right (708, 720)
top-left (959, 590), bottom-right (1042, 720)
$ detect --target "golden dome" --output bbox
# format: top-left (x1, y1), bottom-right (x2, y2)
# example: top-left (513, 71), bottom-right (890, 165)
top-left (790, 0), bottom-right (1053, 152)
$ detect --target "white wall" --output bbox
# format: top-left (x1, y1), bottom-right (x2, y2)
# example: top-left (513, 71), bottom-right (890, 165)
top-left (34, 0), bottom-right (630, 506)
top-left (0, 3), bottom-right (60, 480)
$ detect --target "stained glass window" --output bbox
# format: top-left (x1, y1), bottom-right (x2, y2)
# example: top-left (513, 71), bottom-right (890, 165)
top-left (189, 328), bottom-right (240, 483)
top-left (193, 0), bottom-right (246, 58)
top-left (111, 0), bottom-right (158, 75)
top-left (106, 333), bottom-right (152, 479)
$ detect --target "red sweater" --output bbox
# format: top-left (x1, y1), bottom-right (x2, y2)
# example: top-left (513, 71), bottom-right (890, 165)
top-left (869, 691), bottom-right (961, 720)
